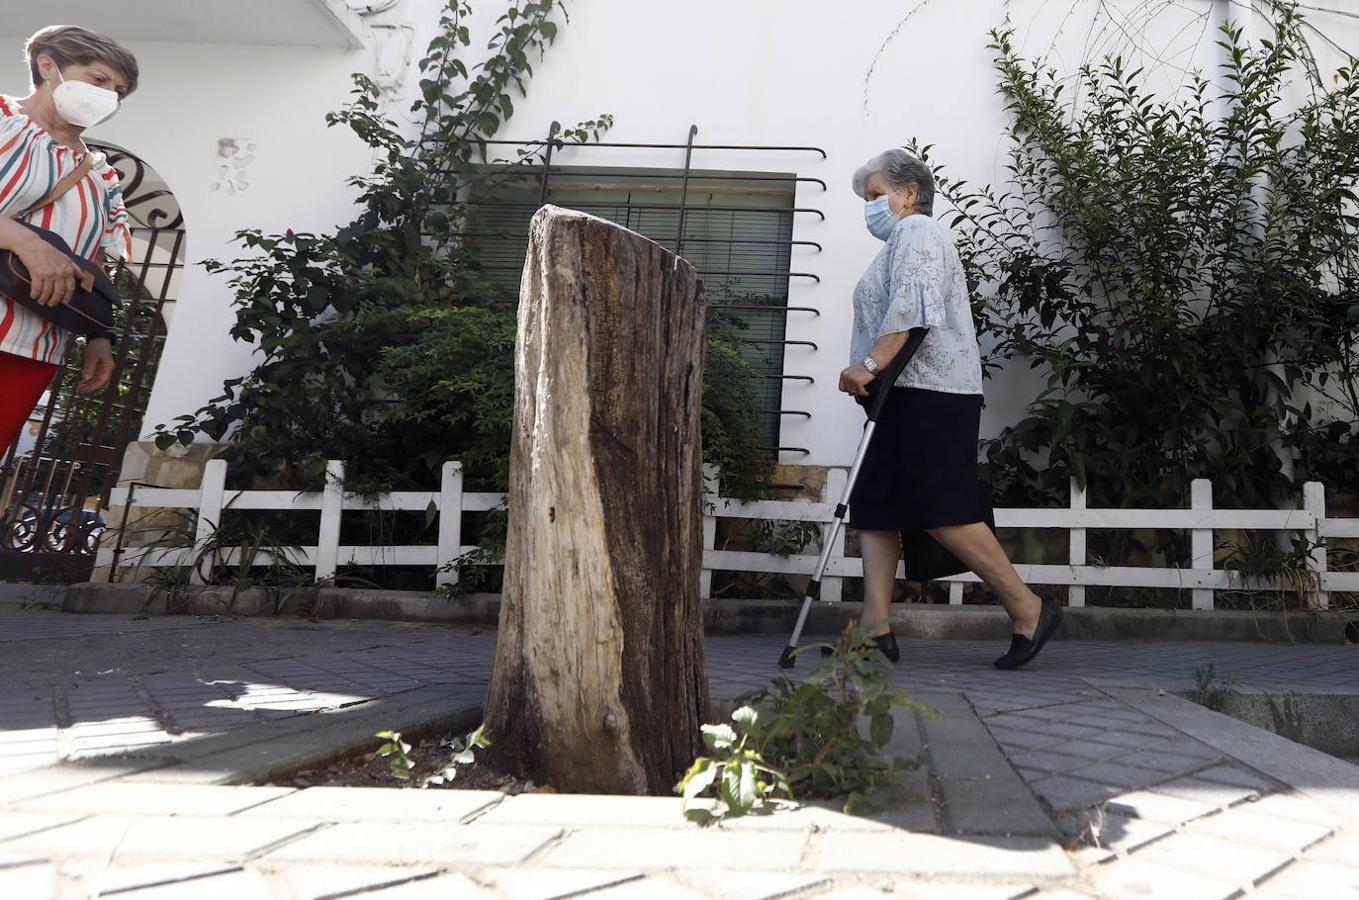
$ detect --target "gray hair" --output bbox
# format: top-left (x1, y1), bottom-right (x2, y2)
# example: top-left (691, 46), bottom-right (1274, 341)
top-left (851, 149), bottom-right (935, 217)
top-left (26, 25), bottom-right (139, 96)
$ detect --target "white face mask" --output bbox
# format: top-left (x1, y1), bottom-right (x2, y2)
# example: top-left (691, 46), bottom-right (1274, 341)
top-left (51, 66), bottom-right (120, 129)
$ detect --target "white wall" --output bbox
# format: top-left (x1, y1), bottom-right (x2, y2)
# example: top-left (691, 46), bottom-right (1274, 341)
top-left (16, 0), bottom-right (1352, 469)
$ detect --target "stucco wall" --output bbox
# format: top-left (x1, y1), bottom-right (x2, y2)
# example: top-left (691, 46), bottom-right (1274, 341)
top-left (10, 0), bottom-right (1354, 470)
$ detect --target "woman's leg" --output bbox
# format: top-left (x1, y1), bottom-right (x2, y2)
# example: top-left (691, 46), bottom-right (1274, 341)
top-left (927, 522), bottom-right (1043, 637)
top-left (0, 353), bottom-right (59, 457)
top-left (859, 529), bottom-right (901, 637)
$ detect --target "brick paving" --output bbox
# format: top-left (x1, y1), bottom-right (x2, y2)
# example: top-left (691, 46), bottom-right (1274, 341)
top-left (1, 601), bottom-right (1358, 897)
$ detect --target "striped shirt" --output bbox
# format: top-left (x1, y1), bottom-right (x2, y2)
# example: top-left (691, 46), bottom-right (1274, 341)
top-left (0, 95), bottom-right (132, 364)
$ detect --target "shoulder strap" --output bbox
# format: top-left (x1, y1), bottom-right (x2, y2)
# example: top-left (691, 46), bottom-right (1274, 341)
top-left (17, 152), bottom-right (97, 219)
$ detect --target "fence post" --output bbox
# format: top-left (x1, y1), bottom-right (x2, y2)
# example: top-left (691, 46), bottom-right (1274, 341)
top-left (189, 459), bottom-right (228, 585)
top-left (1191, 479), bottom-right (1214, 610)
top-left (1069, 477), bottom-right (1086, 608)
top-left (315, 460), bottom-right (344, 584)
top-left (700, 465), bottom-right (718, 600)
top-left (1303, 481), bottom-right (1329, 610)
top-left (820, 469), bottom-right (847, 603)
top-left (436, 461), bottom-right (464, 589)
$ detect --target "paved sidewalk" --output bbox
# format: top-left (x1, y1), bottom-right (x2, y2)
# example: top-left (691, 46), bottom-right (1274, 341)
top-left (2, 602), bottom-right (1358, 898)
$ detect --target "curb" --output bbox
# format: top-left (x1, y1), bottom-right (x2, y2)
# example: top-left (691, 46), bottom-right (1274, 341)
top-left (97, 688), bottom-right (483, 788)
top-left (62, 583), bottom-right (1357, 643)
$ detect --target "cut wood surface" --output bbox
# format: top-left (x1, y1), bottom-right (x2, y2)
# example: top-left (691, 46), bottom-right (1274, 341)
top-left (483, 206), bottom-right (710, 794)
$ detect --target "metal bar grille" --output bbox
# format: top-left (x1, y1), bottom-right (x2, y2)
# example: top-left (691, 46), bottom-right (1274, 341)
top-left (458, 124), bottom-right (825, 451)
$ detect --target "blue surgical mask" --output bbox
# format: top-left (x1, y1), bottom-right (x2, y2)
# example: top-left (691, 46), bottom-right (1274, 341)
top-left (864, 194), bottom-right (901, 241)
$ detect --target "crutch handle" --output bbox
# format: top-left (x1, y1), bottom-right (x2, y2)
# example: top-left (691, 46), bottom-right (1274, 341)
top-left (863, 327), bottom-right (929, 423)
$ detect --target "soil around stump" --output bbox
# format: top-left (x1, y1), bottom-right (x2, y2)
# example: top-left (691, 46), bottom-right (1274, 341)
top-left (269, 730), bottom-right (548, 794)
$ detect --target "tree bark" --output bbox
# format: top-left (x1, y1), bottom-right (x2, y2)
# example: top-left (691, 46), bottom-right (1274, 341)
top-left (482, 205), bottom-right (710, 795)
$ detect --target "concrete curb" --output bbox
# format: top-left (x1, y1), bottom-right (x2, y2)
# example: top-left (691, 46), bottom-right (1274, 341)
top-left (80, 687), bottom-right (484, 789)
top-left (62, 582), bottom-right (1358, 643)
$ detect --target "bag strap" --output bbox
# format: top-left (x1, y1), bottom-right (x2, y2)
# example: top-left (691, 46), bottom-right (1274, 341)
top-left (17, 152), bottom-right (96, 219)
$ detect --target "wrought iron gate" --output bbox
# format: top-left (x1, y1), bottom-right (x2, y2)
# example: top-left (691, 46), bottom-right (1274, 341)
top-left (0, 145), bottom-right (184, 581)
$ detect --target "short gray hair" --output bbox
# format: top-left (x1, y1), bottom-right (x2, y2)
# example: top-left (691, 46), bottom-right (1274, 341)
top-left (26, 25), bottom-right (139, 96)
top-left (851, 148), bottom-right (935, 217)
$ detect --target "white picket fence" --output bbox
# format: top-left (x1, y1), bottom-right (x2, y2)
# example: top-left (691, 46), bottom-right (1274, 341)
top-left (97, 458), bottom-right (1359, 608)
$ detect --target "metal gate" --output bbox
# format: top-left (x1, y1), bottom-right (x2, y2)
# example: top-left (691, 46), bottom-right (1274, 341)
top-left (0, 145), bottom-right (184, 582)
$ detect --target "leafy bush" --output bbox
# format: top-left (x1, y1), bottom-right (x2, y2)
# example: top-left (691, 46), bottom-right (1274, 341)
top-left (922, 7), bottom-right (1359, 515)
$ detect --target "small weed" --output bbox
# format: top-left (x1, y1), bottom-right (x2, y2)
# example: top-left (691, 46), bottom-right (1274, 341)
top-left (1218, 531), bottom-right (1322, 620)
top-left (677, 625), bottom-right (934, 822)
top-left (675, 706), bottom-right (791, 824)
top-left (374, 730), bottom-right (417, 784)
top-left (1266, 691), bottom-right (1306, 742)
top-left (374, 724), bottom-right (490, 789)
top-left (1190, 662), bottom-right (1237, 713)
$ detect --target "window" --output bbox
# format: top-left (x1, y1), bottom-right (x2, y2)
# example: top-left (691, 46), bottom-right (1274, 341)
top-left (467, 167), bottom-right (799, 450)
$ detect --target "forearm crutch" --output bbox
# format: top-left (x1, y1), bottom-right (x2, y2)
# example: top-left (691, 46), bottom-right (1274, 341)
top-left (777, 327), bottom-right (930, 669)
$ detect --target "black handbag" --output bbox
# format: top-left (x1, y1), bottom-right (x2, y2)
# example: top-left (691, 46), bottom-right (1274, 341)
top-left (900, 498), bottom-right (997, 583)
top-left (1, 154), bottom-right (120, 338)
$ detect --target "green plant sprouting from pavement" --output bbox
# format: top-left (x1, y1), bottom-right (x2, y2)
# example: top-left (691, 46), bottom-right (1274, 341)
top-left (675, 706), bottom-right (792, 823)
top-left (1266, 691), bottom-right (1306, 743)
top-left (375, 730), bottom-right (418, 784)
top-left (677, 626), bottom-right (934, 822)
top-left (376, 724), bottom-right (490, 788)
top-left (1190, 662), bottom-right (1238, 713)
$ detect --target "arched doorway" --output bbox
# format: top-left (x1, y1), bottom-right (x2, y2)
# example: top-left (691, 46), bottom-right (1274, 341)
top-left (0, 145), bottom-right (185, 581)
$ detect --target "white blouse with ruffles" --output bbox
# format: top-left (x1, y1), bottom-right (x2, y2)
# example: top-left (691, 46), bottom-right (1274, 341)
top-left (850, 213), bottom-right (983, 395)
top-left (0, 94), bottom-right (132, 365)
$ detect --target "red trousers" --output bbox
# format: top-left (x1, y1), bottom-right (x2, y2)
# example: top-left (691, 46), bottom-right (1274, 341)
top-left (0, 352), bottom-right (59, 457)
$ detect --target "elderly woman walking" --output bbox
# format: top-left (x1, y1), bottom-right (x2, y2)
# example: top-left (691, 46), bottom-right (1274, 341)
top-left (840, 148), bottom-right (1061, 669)
top-left (0, 26), bottom-right (136, 456)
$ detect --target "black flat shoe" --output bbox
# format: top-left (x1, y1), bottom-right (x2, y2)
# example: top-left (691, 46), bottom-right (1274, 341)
top-left (994, 599), bottom-right (1063, 670)
top-left (873, 631), bottom-right (901, 663)
top-left (821, 631), bottom-right (900, 663)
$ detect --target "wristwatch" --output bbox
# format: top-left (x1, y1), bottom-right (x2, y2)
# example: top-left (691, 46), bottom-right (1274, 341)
top-left (862, 355), bottom-right (881, 375)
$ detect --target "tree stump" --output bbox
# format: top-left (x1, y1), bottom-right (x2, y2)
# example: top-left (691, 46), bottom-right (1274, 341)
top-left (482, 205), bottom-right (710, 795)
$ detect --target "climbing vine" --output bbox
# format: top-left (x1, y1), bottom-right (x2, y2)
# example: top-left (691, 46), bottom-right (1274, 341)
top-left (155, 0), bottom-right (770, 503)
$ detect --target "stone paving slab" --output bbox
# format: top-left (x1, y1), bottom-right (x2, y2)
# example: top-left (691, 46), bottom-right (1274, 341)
top-left (472, 868), bottom-right (648, 900)
top-left (1087, 856), bottom-right (1241, 900)
top-left (267, 823), bottom-right (563, 867)
top-left (1185, 807), bottom-right (1333, 853)
top-left (10, 782), bottom-right (292, 817)
top-left (266, 863), bottom-right (445, 900)
top-left (5, 812), bottom-right (321, 862)
top-left (1254, 859), bottom-right (1359, 897)
top-left (670, 870), bottom-right (830, 899)
top-left (359, 872), bottom-right (495, 898)
top-left (74, 861), bottom-right (245, 896)
top-left (544, 827), bottom-right (809, 870)
top-left (818, 832), bottom-right (1075, 881)
top-left (1130, 829), bottom-right (1294, 888)
top-left (245, 785), bottom-right (502, 823)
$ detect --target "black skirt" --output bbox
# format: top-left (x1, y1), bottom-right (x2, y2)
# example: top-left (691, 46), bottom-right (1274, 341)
top-left (848, 387), bottom-right (986, 532)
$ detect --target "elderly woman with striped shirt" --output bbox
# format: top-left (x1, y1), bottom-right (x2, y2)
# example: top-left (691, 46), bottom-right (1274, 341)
top-left (0, 25), bottom-right (135, 455)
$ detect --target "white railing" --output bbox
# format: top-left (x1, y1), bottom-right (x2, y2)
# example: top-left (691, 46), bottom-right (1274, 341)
top-left (97, 459), bottom-right (1358, 609)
